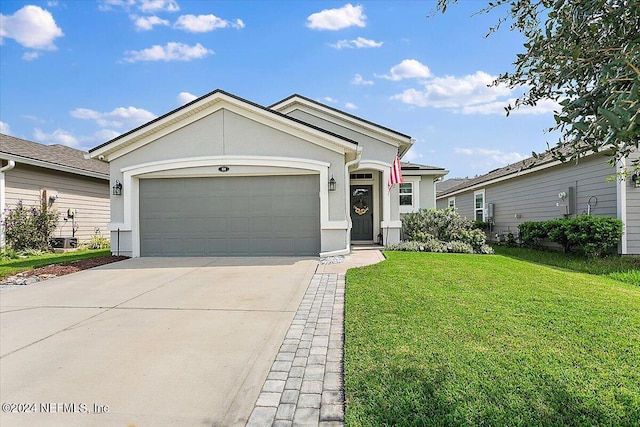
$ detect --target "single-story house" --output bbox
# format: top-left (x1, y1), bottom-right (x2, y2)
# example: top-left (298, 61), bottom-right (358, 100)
top-left (1, 133), bottom-right (111, 246)
top-left (87, 90), bottom-right (447, 257)
top-left (436, 148), bottom-right (640, 255)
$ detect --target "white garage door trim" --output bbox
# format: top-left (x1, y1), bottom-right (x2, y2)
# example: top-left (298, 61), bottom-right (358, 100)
top-left (111, 156), bottom-right (347, 257)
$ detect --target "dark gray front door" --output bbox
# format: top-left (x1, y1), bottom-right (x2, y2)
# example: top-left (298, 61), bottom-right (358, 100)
top-left (350, 185), bottom-right (373, 241)
top-left (139, 175), bottom-right (320, 256)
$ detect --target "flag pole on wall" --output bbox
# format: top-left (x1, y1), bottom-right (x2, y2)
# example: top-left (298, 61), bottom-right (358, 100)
top-left (388, 151), bottom-right (403, 192)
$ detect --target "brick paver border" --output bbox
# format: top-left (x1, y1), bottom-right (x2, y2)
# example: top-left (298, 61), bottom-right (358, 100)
top-left (247, 273), bottom-right (345, 427)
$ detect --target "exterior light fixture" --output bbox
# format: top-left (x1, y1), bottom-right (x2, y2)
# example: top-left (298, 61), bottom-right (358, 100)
top-left (328, 175), bottom-right (337, 191)
top-left (112, 180), bottom-right (123, 196)
top-left (632, 173), bottom-right (640, 188)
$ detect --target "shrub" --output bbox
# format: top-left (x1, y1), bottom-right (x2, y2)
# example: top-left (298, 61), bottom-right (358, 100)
top-left (400, 208), bottom-right (492, 254)
top-left (517, 216), bottom-right (623, 257)
top-left (518, 221), bottom-right (547, 248)
top-left (3, 200), bottom-right (58, 252)
top-left (82, 234), bottom-right (110, 250)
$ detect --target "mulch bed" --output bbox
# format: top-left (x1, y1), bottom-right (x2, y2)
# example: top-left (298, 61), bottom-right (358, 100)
top-left (23, 255), bottom-right (130, 278)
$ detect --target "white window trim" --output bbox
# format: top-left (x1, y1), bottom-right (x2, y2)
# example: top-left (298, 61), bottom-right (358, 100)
top-left (399, 176), bottom-right (421, 213)
top-left (448, 196), bottom-right (456, 208)
top-left (474, 189), bottom-right (485, 221)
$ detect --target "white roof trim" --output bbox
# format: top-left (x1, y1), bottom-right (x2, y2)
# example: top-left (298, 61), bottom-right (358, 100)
top-left (1, 153), bottom-right (108, 180)
top-left (271, 95), bottom-right (413, 151)
top-left (88, 92), bottom-right (358, 161)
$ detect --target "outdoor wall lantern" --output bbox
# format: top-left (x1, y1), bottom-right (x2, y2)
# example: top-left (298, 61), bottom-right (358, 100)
top-left (328, 175), bottom-right (337, 191)
top-left (632, 173), bottom-right (640, 188)
top-left (112, 180), bottom-right (123, 196)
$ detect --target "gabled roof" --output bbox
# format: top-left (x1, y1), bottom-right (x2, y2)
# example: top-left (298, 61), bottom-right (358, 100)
top-left (436, 145), bottom-right (605, 198)
top-left (401, 161), bottom-right (448, 177)
top-left (269, 94), bottom-right (413, 156)
top-left (1, 133), bottom-right (109, 179)
top-left (88, 89), bottom-right (359, 160)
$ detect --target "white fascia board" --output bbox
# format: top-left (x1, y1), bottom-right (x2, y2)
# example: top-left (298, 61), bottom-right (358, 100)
top-left (1, 153), bottom-right (108, 180)
top-left (272, 97), bottom-right (413, 149)
top-left (436, 159), bottom-right (566, 200)
top-left (89, 93), bottom-right (357, 161)
top-left (403, 169), bottom-right (449, 178)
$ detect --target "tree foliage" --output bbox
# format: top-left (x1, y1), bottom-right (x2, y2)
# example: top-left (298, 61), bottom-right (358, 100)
top-left (437, 0), bottom-right (640, 169)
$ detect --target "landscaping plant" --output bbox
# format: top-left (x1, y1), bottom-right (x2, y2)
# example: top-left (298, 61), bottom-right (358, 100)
top-left (3, 200), bottom-right (58, 252)
top-left (398, 208), bottom-right (493, 254)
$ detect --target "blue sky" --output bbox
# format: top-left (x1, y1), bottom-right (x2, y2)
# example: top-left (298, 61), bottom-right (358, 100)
top-left (0, 0), bottom-right (561, 179)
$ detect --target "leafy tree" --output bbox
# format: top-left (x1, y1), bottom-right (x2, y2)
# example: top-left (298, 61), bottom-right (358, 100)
top-left (437, 0), bottom-right (640, 170)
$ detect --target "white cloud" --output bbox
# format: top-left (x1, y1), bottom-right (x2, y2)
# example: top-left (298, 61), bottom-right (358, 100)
top-left (177, 91), bottom-right (197, 105)
top-left (351, 73), bottom-right (374, 85)
top-left (123, 42), bottom-right (213, 62)
top-left (306, 3), bottom-right (366, 31)
top-left (99, 0), bottom-right (135, 11)
top-left (0, 5), bottom-right (63, 50)
top-left (455, 147), bottom-right (525, 166)
top-left (70, 106), bottom-right (156, 128)
top-left (323, 97), bottom-right (338, 103)
top-left (22, 51), bottom-right (40, 61)
top-left (391, 71), bottom-right (511, 108)
top-left (330, 36), bottom-right (382, 49)
top-left (0, 121), bottom-right (11, 134)
top-left (344, 102), bottom-right (358, 110)
top-left (174, 14), bottom-right (243, 32)
top-left (138, 0), bottom-right (179, 13)
top-left (402, 147), bottom-right (423, 163)
top-left (33, 128), bottom-right (79, 147)
top-left (132, 15), bottom-right (169, 31)
top-left (376, 59), bottom-right (431, 81)
top-left (94, 128), bottom-right (121, 141)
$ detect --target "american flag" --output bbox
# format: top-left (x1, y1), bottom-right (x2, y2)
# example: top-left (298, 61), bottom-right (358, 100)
top-left (388, 155), bottom-right (404, 191)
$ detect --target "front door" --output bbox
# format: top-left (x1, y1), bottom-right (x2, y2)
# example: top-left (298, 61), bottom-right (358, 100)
top-left (350, 185), bottom-right (373, 241)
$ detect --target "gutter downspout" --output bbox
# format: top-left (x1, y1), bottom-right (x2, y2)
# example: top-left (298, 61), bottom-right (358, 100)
top-left (1, 160), bottom-right (16, 247)
top-left (344, 147), bottom-right (363, 253)
top-left (617, 158), bottom-right (628, 255)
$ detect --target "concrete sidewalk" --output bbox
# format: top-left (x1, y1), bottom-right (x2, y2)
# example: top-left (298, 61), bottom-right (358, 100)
top-left (0, 257), bottom-right (317, 427)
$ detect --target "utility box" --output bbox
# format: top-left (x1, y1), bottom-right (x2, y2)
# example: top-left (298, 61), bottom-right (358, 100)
top-left (50, 237), bottom-right (78, 249)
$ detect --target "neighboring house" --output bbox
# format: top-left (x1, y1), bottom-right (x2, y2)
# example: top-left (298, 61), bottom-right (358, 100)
top-left (1, 133), bottom-right (110, 246)
top-left (87, 90), bottom-right (447, 257)
top-left (436, 177), bottom-right (469, 196)
top-left (436, 148), bottom-right (640, 255)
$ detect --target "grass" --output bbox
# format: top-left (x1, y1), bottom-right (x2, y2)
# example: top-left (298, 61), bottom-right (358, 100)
top-left (0, 249), bottom-right (111, 279)
top-left (493, 245), bottom-right (640, 285)
top-left (345, 251), bottom-right (640, 426)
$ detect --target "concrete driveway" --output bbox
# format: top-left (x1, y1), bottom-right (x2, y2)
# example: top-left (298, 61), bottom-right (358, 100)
top-left (0, 257), bottom-right (318, 427)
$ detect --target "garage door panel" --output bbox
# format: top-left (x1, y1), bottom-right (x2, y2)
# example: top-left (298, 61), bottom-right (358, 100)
top-left (140, 176), bottom-right (320, 256)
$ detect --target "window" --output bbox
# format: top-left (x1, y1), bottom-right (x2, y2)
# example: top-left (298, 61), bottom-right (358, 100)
top-left (350, 173), bottom-right (373, 180)
top-left (474, 190), bottom-right (485, 221)
top-left (448, 197), bottom-right (456, 208)
top-left (399, 183), bottom-right (413, 206)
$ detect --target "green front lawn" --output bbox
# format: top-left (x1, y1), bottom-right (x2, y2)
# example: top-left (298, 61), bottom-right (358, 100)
top-left (0, 249), bottom-right (111, 279)
top-left (493, 245), bottom-right (640, 285)
top-left (345, 252), bottom-right (640, 426)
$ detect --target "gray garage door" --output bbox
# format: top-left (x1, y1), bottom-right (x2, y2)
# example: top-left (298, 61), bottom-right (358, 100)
top-left (139, 175), bottom-right (320, 256)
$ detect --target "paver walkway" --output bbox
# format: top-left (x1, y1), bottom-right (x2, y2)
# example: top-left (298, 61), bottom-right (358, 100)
top-left (247, 249), bottom-right (385, 427)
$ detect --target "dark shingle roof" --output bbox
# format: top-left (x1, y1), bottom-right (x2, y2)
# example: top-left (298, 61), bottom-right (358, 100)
top-left (0, 133), bottom-right (109, 177)
top-left (401, 161), bottom-right (446, 171)
top-left (436, 145), bottom-right (585, 198)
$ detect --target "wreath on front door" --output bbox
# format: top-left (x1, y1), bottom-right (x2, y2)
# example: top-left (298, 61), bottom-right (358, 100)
top-left (353, 199), bottom-right (369, 216)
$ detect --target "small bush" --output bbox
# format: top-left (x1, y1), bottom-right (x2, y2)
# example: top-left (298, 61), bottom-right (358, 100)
top-left (3, 200), bottom-right (58, 252)
top-left (1, 248), bottom-right (18, 260)
top-left (82, 234), bottom-right (110, 250)
top-left (519, 221), bottom-right (547, 248)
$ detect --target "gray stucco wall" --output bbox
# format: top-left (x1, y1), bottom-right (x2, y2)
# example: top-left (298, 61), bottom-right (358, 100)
top-left (286, 109), bottom-right (398, 164)
top-left (108, 108), bottom-right (351, 256)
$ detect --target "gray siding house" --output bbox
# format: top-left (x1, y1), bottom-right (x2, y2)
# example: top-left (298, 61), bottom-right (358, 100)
top-left (1, 134), bottom-right (110, 246)
top-left (87, 90), bottom-right (447, 257)
top-left (436, 149), bottom-right (640, 255)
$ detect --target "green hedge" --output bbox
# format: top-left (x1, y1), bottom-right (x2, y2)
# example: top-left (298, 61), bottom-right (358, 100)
top-left (518, 216), bottom-right (623, 257)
